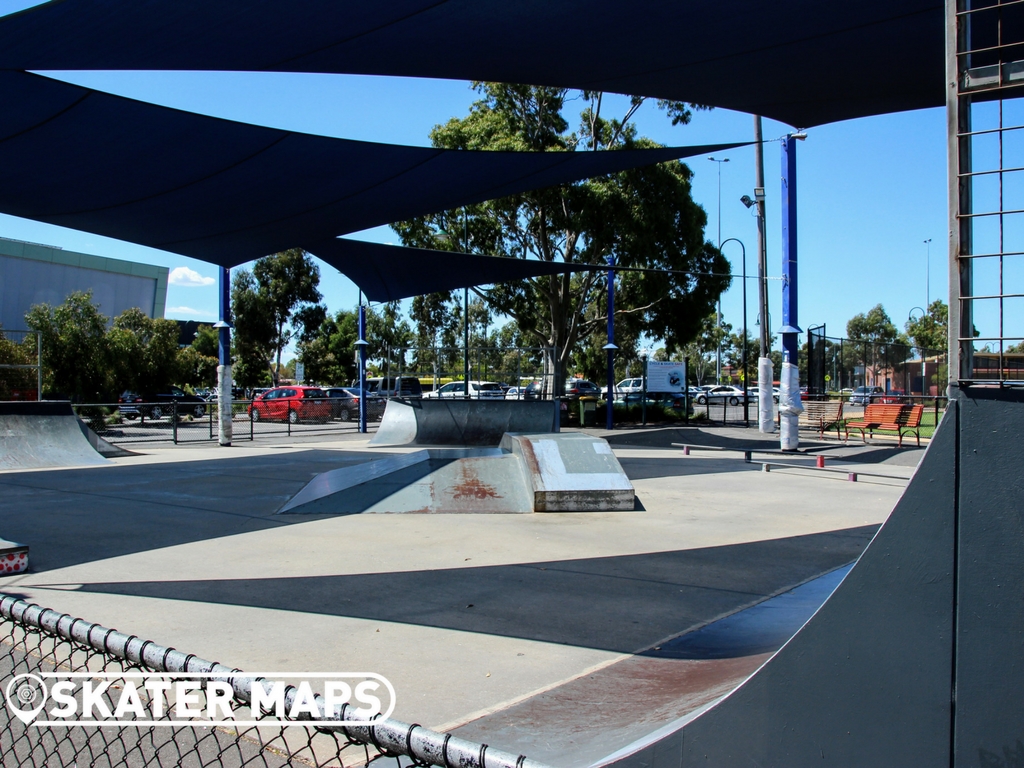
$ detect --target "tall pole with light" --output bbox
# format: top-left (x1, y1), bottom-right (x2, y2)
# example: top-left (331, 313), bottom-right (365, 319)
top-left (721, 238), bottom-right (747, 425)
top-left (709, 156), bottom-right (729, 384)
top-left (924, 238), bottom-right (932, 310)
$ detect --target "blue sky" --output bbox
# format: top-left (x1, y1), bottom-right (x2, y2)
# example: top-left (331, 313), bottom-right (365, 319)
top-left (0, 3), bottom-right (951, 347)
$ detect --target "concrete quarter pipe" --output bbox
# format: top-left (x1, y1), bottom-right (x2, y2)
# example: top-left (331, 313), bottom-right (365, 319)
top-left (0, 401), bottom-right (109, 470)
top-left (603, 388), bottom-right (1023, 767)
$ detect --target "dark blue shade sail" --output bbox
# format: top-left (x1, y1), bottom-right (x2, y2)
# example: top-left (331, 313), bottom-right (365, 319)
top-left (0, 0), bottom-right (944, 128)
top-left (306, 238), bottom-right (604, 303)
top-left (0, 71), bottom-right (747, 268)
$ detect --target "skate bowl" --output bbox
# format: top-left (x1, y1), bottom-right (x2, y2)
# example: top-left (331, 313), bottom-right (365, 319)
top-left (0, 401), bottom-right (109, 470)
top-left (370, 397), bottom-right (558, 446)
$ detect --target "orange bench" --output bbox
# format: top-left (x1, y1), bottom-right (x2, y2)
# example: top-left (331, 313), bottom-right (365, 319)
top-left (845, 404), bottom-right (924, 447)
top-left (798, 400), bottom-right (844, 439)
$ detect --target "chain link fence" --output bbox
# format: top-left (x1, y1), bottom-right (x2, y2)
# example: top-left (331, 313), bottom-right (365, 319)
top-left (0, 593), bottom-right (543, 768)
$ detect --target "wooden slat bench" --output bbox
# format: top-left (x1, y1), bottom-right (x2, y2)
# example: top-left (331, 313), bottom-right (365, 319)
top-left (844, 403), bottom-right (924, 447)
top-left (798, 400), bottom-right (844, 439)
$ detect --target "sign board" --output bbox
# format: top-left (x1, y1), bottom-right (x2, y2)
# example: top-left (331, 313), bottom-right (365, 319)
top-left (294, 361), bottom-right (305, 383)
top-left (646, 360), bottom-right (686, 393)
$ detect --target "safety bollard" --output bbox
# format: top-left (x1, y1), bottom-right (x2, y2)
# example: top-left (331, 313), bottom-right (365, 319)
top-left (847, 472), bottom-right (858, 482)
top-left (816, 455), bottom-right (825, 468)
top-left (762, 463), bottom-right (771, 473)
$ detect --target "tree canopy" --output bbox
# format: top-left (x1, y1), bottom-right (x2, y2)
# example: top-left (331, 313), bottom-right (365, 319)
top-left (393, 83), bottom-right (729, 390)
top-left (231, 249), bottom-right (325, 387)
top-left (905, 299), bottom-right (948, 353)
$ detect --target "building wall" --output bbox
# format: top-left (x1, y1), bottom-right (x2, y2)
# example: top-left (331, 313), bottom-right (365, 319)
top-left (0, 238), bottom-right (168, 330)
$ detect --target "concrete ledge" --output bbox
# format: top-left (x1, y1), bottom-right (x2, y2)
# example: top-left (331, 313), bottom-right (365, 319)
top-left (502, 432), bottom-right (635, 511)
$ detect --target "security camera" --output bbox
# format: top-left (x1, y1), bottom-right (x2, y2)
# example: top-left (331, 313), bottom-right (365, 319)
top-left (740, 195), bottom-right (755, 209)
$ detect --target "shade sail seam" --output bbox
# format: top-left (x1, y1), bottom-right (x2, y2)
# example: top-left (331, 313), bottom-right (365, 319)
top-left (40, 134), bottom-right (292, 218)
top-left (0, 90), bottom-right (90, 147)
top-left (272, 0), bottom-right (451, 69)
top-left (585, 6), bottom-right (940, 99)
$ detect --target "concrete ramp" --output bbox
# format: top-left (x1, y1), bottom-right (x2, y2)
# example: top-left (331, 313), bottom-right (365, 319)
top-left (370, 398), bottom-right (557, 446)
top-left (283, 433), bottom-right (634, 514)
top-left (280, 448), bottom-right (533, 514)
top-left (0, 401), bottom-right (109, 470)
top-left (600, 401), bottom-right (962, 766)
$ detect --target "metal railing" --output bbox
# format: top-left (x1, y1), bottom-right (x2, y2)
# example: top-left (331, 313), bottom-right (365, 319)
top-left (0, 593), bottom-right (543, 768)
top-left (72, 400), bottom-right (378, 445)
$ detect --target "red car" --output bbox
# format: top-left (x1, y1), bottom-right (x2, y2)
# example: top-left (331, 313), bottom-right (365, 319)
top-left (248, 386), bottom-right (332, 424)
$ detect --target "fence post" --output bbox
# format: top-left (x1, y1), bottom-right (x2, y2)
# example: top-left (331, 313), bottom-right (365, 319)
top-left (287, 409), bottom-right (292, 436)
top-left (172, 402), bottom-right (178, 444)
top-left (209, 401), bottom-right (214, 440)
top-left (250, 403), bottom-right (254, 441)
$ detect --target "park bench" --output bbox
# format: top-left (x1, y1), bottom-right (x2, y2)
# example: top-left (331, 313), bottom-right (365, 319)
top-left (798, 400), bottom-right (844, 439)
top-left (845, 403), bottom-right (924, 447)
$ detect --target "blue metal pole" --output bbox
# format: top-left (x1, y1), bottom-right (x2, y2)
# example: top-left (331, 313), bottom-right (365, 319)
top-left (606, 256), bottom-right (615, 431)
top-left (358, 300), bottom-right (367, 434)
top-left (216, 266), bottom-right (233, 446)
top-left (218, 267), bottom-right (231, 368)
top-left (780, 136), bottom-right (801, 363)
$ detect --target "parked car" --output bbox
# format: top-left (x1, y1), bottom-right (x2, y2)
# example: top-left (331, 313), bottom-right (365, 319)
top-left (603, 377), bottom-right (644, 397)
top-left (118, 387), bottom-right (207, 420)
top-left (365, 376), bottom-right (423, 398)
top-left (323, 387), bottom-right (385, 421)
top-left (693, 385), bottom-right (747, 406)
top-left (248, 386), bottom-right (332, 424)
top-left (505, 382), bottom-right (542, 400)
top-left (564, 379), bottom-right (602, 400)
top-left (880, 389), bottom-right (906, 404)
top-left (848, 386), bottom-right (885, 406)
top-left (424, 381), bottom-right (505, 399)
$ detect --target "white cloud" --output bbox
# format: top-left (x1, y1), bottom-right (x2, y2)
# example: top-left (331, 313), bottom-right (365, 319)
top-left (166, 306), bottom-right (214, 318)
top-left (169, 266), bottom-right (215, 287)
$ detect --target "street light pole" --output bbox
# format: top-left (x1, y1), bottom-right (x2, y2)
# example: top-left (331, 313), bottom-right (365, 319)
top-left (924, 238), bottom-right (932, 310)
top-left (721, 238), bottom-right (747, 426)
top-left (709, 156), bottom-right (729, 384)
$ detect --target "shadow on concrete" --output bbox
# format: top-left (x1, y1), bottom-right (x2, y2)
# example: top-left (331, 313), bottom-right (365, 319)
top-left (617, 455), bottom-right (760, 481)
top-left (63, 526), bottom-right (878, 654)
top-left (0, 449), bottom-right (392, 571)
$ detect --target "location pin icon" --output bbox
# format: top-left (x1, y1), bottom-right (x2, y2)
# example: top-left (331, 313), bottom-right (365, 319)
top-left (6, 674), bottom-right (47, 725)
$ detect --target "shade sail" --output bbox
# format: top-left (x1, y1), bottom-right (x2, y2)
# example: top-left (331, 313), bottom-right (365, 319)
top-left (0, 0), bottom-right (944, 128)
top-left (0, 70), bottom-right (747, 267)
top-left (307, 238), bottom-right (603, 303)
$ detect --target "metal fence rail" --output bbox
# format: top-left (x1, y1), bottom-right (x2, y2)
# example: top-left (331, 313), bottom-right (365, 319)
top-left (72, 401), bottom-right (378, 445)
top-left (0, 593), bottom-right (544, 768)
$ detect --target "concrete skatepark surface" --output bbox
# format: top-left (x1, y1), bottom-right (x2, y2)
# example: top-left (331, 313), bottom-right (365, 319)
top-left (0, 424), bottom-right (918, 765)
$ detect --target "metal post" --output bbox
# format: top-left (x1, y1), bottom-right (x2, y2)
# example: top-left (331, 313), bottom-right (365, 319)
top-left (780, 135), bottom-right (801, 364)
top-left (358, 299), bottom-right (367, 434)
top-left (216, 266), bottom-right (233, 447)
top-left (754, 116), bottom-right (769, 358)
top-left (172, 401), bottom-right (178, 444)
top-left (605, 255), bottom-right (616, 430)
top-left (721, 239), bottom-right (748, 426)
top-left (36, 331), bottom-right (41, 401)
top-left (641, 356), bottom-right (648, 426)
top-left (464, 287), bottom-right (470, 398)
